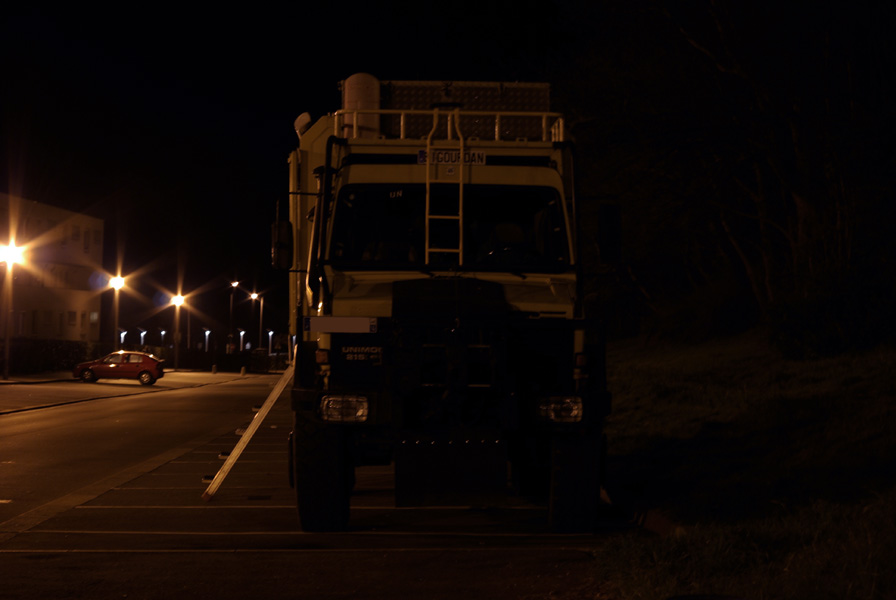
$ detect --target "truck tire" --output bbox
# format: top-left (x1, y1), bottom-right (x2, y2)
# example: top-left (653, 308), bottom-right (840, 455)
top-left (292, 415), bottom-right (354, 532)
top-left (548, 431), bottom-right (603, 533)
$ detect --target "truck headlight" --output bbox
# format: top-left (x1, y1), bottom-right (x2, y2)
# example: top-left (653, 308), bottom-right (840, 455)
top-left (320, 395), bottom-right (369, 422)
top-left (538, 396), bottom-right (583, 423)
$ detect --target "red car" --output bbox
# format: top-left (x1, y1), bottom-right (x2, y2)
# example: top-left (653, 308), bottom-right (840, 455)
top-left (73, 351), bottom-right (165, 385)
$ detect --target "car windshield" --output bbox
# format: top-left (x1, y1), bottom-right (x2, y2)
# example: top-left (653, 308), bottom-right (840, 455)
top-left (326, 184), bottom-right (570, 273)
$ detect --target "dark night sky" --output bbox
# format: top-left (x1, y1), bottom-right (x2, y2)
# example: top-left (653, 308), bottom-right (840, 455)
top-left (4, 4), bottom-right (894, 347)
top-left (2, 5), bottom-right (588, 336)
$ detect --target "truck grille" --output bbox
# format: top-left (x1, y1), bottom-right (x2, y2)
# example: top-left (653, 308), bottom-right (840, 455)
top-left (394, 318), bottom-right (508, 430)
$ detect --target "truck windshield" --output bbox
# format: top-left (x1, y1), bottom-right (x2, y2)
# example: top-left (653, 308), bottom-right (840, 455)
top-left (327, 184), bottom-right (570, 273)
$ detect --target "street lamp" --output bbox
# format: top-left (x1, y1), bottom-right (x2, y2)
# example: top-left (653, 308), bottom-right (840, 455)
top-left (139, 327), bottom-right (147, 346)
top-left (172, 294), bottom-right (184, 371)
top-left (267, 329), bottom-right (273, 355)
top-left (238, 328), bottom-right (245, 351)
top-left (160, 329), bottom-right (166, 346)
top-left (229, 281), bottom-right (238, 354)
top-left (1, 241), bottom-right (24, 380)
top-left (119, 329), bottom-right (126, 347)
top-left (251, 292), bottom-right (264, 349)
top-left (204, 328), bottom-right (211, 352)
top-left (110, 275), bottom-right (125, 350)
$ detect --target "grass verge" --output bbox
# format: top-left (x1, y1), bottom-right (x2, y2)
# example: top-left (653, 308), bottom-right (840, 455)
top-left (595, 328), bottom-right (895, 600)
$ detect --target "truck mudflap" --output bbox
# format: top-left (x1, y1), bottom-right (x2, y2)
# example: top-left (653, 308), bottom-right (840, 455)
top-left (394, 433), bottom-right (508, 507)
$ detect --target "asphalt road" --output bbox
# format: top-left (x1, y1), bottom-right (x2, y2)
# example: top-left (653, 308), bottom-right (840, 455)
top-left (0, 373), bottom-right (632, 600)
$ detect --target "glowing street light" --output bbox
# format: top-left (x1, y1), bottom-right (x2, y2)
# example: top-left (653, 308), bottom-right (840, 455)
top-left (172, 294), bottom-right (184, 371)
top-left (0, 242), bottom-right (24, 266)
top-left (251, 292), bottom-right (264, 348)
top-left (267, 329), bottom-right (273, 355)
top-left (238, 328), bottom-right (245, 351)
top-left (204, 328), bottom-right (211, 352)
top-left (1, 241), bottom-right (24, 380)
top-left (229, 281), bottom-right (239, 353)
top-left (160, 329), bottom-right (166, 345)
top-left (139, 327), bottom-right (147, 345)
top-left (119, 329), bottom-right (126, 346)
top-left (110, 275), bottom-right (125, 350)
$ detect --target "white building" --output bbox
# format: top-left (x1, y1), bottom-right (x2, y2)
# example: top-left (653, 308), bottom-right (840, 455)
top-left (1, 195), bottom-right (104, 343)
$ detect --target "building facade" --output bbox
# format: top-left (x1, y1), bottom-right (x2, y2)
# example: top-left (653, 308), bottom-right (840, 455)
top-left (1, 195), bottom-right (104, 343)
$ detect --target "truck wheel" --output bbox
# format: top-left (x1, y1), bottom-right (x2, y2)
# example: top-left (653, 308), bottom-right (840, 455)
top-left (292, 415), bottom-right (354, 532)
top-left (548, 431), bottom-right (603, 533)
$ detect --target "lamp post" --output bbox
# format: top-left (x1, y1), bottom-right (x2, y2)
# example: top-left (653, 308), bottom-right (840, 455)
top-left (139, 327), bottom-right (147, 346)
top-left (160, 329), bottom-right (166, 346)
top-left (238, 328), bottom-right (245, 351)
top-left (204, 328), bottom-right (211, 352)
top-left (229, 281), bottom-right (238, 353)
top-left (1, 241), bottom-right (24, 380)
top-left (172, 294), bottom-right (184, 371)
top-left (110, 275), bottom-right (125, 350)
top-left (251, 292), bottom-right (264, 349)
top-left (119, 329), bottom-right (126, 347)
top-left (267, 329), bottom-right (273, 355)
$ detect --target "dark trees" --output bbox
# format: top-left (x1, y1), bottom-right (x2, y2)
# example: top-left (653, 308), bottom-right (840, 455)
top-left (561, 2), bottom-right (895, 353)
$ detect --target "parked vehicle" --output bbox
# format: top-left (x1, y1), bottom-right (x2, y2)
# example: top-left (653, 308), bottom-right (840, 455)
top-left (72, 351), bottom-right (165, 385)
top-left (273, 74), bottom-right (615, 533)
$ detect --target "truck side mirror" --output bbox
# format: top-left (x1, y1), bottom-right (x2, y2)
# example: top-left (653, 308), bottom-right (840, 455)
top-left (271, 221), bottom-right (294, 270)
top-left (597, 203), bottom-right (621, 264)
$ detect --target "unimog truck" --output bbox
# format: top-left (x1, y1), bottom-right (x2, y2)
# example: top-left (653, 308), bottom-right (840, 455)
top-left (274, 73), bottom-right (612, 532)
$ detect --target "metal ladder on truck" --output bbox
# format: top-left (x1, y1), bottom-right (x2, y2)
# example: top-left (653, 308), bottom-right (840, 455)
top-left (424, 108), bottom-right (465, 267)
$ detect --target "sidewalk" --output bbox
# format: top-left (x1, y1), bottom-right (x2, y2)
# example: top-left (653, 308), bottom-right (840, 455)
top-left (0, 371), bottom-right (74, 384)
top-left (0, 369), bottom-right (263, 385)
top-left (0, 369), bottom-right (278, 415)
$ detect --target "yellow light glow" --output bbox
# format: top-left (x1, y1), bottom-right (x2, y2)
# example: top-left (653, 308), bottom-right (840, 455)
top-left (0, 242), bottom-right (24, 265)
top-left (172, 294), bottom-right (185, 307)
top-left (110, 275), bottom-right (125, 290)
